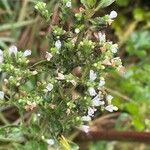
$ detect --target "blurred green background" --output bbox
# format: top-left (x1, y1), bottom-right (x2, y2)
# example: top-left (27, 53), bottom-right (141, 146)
top-left (0, 0), bottom-right (150, 149)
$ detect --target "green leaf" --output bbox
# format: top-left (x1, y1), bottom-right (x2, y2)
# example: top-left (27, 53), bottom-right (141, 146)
top-left (116, 0), bottom-right (129, 6)
top-left (132, 116), bottom-right (144, 131)
top-left (98, 0), bottom-right (115, 8)
top-left (133, 7), bottom-right (145, 21)
top-left (127, 30), bottom-right (150, 58)
top-left (125, 103), bottom-right (144, 130)
top-left (84, 9), bottom-right (95, 19)
top-left (81, 0), bottom-right (97, 8)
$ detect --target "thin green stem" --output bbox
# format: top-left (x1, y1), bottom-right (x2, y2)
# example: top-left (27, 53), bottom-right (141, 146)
top-left (0, 20), bottom-right (37, 31)
top-left (0, 113), bottom-right (9, 124)
top-left (30, 60), bottom-right (47, 68)
top-left (0, 137), bottom-right (25, 143)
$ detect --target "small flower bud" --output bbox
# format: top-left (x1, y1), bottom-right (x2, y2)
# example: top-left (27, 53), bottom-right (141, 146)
top-left (111, 44), bottom-right (118, 53)
top-left (32, 70), bottom-right (38, 75)
top-left (46, 139), bottom-right (55, 145)
top-left (66, 1), bottom-right (71, 8)
top-left (75, 28), bottom-right (80, 34)
top-left (109, 11), bottom-right (117, 19)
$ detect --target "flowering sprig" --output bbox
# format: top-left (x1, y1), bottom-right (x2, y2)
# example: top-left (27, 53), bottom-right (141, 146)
top-left (0, 0), bottom-right (122, 148)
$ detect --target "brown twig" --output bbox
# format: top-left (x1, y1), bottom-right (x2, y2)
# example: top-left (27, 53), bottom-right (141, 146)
top-left (75, 130), bottom-right (150, 143)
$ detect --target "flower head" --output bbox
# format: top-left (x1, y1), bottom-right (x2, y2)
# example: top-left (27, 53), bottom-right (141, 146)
top-left (55, 40), bottom-right (62, 49)
top-left (32, 70), bottom-right (38, 75)
top-left (56, 73), bottom-right (65, 80)
top-left (75, 28), bottom-right (80, 34)
top-left (25, 101), bottom-right (37, 111)
top-left (0, 49), bottom-right (3, 64)
top-left (98, 32), bottom-right (106, 43)
top-left (46, 83), bottom-right (54, 91)
top-left (46, 139), bottom-right (55, 145)
top-left (9, 45), bottom-right (18, 56)
top-left (0, 91), bottom-right (4, 100)
top-left (105, 105), bottom-right (118, 112)
top-left (79, 125), bottom-right (90, 133)
top-left (106, 95), bottom-right (113, 104)
top-left (92, 95), bottom-right (104, 106)
top-left (81, 115), bottom-right (91, 122)
top-left (88, 87), bottom-right (97, 96)
top-left (111, 44), bottom-right (118, 53)
top-left (66, 1), bottom-right (71, 8)
top-left (99, 77), bottom-right (105, 87)
top-left (46, 52), bottom-right (53, 61)
top-left (88, 107), bottom-right (97, 117)
top-left (89, 70), bottom-right (97, 81)
top-left (109, 11), bottom-right (117, 19)
top-left (23, 49), bottom-right (32, 57)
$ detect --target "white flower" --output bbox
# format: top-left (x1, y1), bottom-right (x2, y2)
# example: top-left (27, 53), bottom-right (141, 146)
top-left (66, 1), bottom-right (71, 8)
top-left (37, 113), bottom-right (41, 117)
top-left (0, 56), bottom-right (3, 64)
top-left (109, 11), bottom-right (117, 19)
top-left (88, 107), bottom-right (97, 117)
top-left (16, 82), bottom-right (20, 86)
top-left (32, 70), bottom-right (38, 75)
top-left (46, 83), bottom-right (53, 91)
top-left (89, 70), bottom-right (97, 81)
top-left (106, 95), bottom-right (113, 104)
top-left (0, 49), bottom-right (3, 64)
top-left (70, 80), bottom-right (77, 86)
top-left (0, 91), bottom-right (4, 100)
top-left (88, 87), bottom-right (97, 96)
top-left (92, 95), bottom-right (105, 106)
top-left (46, 139), bottom-right (55, 145)
top-left (82, 115), bottom-right (91, 122)
top-left (105, 105), bottom-right (118, 112)
top-left (75, 28), bottom-right (80, 34)
top-left (45, 52), bottom-right (53, 61)
top-left (9, 45), bottom-right (18, 56)
top-left (99, 78), bottom-right (105, 87)
top-left (56, 73), bottom-right (65, 80)
top-left (98, 32), bottom-right (106, 43)
top-left (111, 44), bottom-right (118, 53)
top-left (23, 49), bottom-right (31, 57)
top-left (79, 125), bottom-right (90, 133)
top-left (0, 49), bottom-right (3, 56)
top-left (55, 40), bottom-right (62, 49)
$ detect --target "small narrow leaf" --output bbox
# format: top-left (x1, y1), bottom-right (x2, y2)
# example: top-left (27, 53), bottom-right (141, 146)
top-left (81, 0), bottom-right (97, 8)
top-left (99, 0), bottom-right (115, 8)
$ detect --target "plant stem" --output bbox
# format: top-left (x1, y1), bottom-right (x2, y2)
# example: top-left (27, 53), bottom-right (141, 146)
top-left (0, 20), bottom-right (37, 31)
top-left (0, 137), bottom-right (25, 143)
top-left (30, 60), bottom-right (47, 68)
top-left (75, 130), bottom-right (150, 143)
